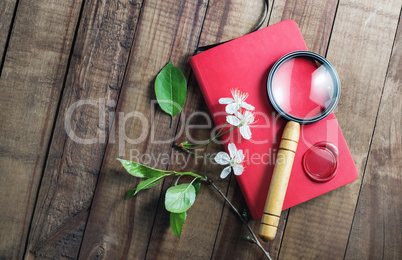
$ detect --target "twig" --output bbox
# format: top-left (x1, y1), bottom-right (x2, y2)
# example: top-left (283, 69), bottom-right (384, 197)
top-left (207, 180), bottom-right (272, 260)
top-left (178, 124), bottom-right (238, 150)
top-left (181, 148), bottom-right (215, 161)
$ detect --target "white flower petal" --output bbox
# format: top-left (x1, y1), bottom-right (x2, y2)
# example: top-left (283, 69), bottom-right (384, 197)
top-left (240, 125), bottom-right (252, 140)
top-left (235, 111), bottom-right (243, 119)
top-left (235, 149), bottom-right (244, 164)
top-left (247, 114), bottom-right (255, 124)
top-left (232, 164), bottom-right (244, 176)
top-left (225, 103), bottom-right (240, 114)
top-left (214, 152), bottom-right (231, 165)
top-left (226, 115), bottom-right (241, 126)
top-left (241, 102), bottom-right (255, 111)
top-left (244, 110), bottom-right (253, 118)
top-left (219, 97), bottom-right (234, 104)
top-left (228, 143), bottom-right (237, 158)
top-left (220, 166), bottom-right (232, 179)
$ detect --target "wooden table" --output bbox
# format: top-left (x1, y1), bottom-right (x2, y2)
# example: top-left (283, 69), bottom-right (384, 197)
top-left (0, 0), bottom-right (400, 259)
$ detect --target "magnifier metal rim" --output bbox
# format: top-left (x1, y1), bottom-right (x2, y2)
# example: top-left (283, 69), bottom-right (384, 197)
top-left (267, 51), bottom-right (341, 124)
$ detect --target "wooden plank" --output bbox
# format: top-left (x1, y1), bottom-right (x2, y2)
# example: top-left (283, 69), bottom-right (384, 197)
top-left (0, 0), bottom-right (83, 259)
top-left (211, 0), bottom-right (339, 259)
top-left (269, 0), bottom-right (339, 54)
top-left (143, 1), bottom-right (269, 259)
top-left (23, 0), bottom-right (143, 259)
top-left (78, 1), bottom-right (209, 259)
top-left (278, 1), bottom-right (401, 259)
top-left (0, 0), bottom-right (17, 63)
top-left (196, 0), bottom-right (269, 44)
top-left (344, 15), bottom-right (401, 260)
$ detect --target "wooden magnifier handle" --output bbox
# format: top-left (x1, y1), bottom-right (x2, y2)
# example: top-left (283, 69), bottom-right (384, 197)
top-left (259, 121), bottom-right (300, 241)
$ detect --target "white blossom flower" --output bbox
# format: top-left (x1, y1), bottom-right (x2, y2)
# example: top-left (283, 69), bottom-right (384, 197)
top-left (219, 89), bottom-right (255, 114)
top-left (214, 143), bottom-right (245, 178)
top-left (226, 111), bottom-right (255, 140)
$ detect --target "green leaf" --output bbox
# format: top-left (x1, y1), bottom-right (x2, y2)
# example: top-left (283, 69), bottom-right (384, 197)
top-left (134, 176), bottom-right (164, 196)
top-left (125, 189), bottom-right (136, 200)
top-left (165, 183), bottom-right (196, 213)
top-left (192, 180), bottom-right (201, 196)
top-left (170, 212), bottom-right (186, 238)
top-left (117, 159), bottom-right (165, 178)
top-left (125, 176), bottom-right (165, 199)
top-left (155, 62), bottom-right (187, 117)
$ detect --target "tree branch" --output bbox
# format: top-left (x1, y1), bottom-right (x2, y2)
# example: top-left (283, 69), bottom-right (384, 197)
top-left (207, 180), bottom-right (272, 260)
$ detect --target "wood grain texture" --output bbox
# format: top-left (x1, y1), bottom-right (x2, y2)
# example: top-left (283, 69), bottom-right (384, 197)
top-left (0, 0), bottom-right (83, 258)
top-left (278, 0), bottom-right (401, 259)
top-left (0, 0), bottom-right (399, 259)
top-left (197, 0), bottom-right (268, 45)
top-left (268, 0), bottom-right (338, 55)
top-left (0, 0), bottom-right (17, 62)
top-left (23, 0), bottom-right (142, 259)
top-left (143, 1), bottom-right (269, 259)
top-left (211, 0), bottom-right (339, 259)
top-left (260, 121), bottom-right (300, 241)
top-left (344, 14), bottom-right (401, 260)
top-left (78, 0), bottom-right (208, 259)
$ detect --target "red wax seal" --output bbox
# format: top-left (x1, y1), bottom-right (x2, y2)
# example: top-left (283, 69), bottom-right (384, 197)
top-left (303, 142), bottom-right (339, 182)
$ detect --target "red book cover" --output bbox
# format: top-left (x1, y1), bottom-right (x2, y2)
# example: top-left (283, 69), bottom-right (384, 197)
top-left (189, 20), bottom-right (358, 220)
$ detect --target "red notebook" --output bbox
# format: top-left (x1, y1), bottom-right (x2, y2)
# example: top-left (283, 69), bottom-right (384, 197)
top-left (189, 20), bottom-right (358, 220)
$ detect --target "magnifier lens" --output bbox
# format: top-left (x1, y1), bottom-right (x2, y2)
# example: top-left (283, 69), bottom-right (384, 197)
top-left (271, 56), bottom-right (337, 121)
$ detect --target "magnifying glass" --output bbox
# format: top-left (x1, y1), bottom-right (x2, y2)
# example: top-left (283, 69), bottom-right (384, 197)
top-left (259, 51), bottom-right (340, 241)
